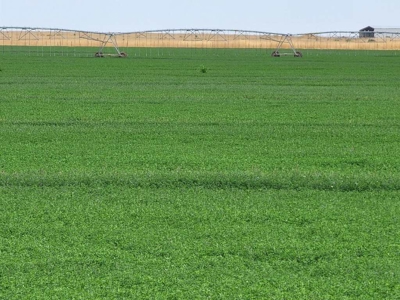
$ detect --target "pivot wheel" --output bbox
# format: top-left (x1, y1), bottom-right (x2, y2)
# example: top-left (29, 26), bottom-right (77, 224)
top-left (271, 51), bottom-right (280, 57)
top-left (294, 51), bottom-right (303, 57)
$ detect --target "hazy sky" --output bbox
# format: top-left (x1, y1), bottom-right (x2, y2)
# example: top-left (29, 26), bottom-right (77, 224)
top-left (0, 0), bottom-right (399, 34)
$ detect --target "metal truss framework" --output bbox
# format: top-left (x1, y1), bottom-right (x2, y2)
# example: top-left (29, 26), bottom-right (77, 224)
top-left (2, 27), bottom-right (400, 57)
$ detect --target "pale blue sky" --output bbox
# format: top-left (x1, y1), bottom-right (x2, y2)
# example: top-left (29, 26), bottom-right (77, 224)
top-left (0, 0), bottom-right (399, 34)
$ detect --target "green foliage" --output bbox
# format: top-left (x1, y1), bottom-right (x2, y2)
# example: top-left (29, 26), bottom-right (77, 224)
top-left (0, 49), bottom-right (399, 299)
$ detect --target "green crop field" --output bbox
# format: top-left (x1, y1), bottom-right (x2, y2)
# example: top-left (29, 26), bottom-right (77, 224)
top-left (0, 49), bottom-right (399, 299)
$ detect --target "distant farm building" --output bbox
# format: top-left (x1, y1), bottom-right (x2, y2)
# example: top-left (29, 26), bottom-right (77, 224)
top-left (359, 26), bottom-right (400, 38)
top-left (359, 26), bottom-right (374, 38)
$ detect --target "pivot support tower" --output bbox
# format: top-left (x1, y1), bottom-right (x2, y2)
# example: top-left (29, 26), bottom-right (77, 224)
top-left (271, 34), bottom-right (302, 57)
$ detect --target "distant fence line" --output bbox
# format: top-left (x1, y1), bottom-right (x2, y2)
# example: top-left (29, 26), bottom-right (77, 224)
top-left (1, 27), bottom-right (400, 57)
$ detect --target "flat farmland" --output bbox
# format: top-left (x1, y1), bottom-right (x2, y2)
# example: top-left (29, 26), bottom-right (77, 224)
top-left (0, 49), bottom-right (399, 299)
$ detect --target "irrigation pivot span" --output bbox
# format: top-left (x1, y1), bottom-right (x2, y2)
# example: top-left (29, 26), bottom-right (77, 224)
top-left (1, 27), bottom-right (400, 57)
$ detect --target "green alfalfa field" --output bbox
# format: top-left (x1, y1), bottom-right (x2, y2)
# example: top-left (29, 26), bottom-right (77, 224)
top-left (0, 49), bottom-right (399, 299)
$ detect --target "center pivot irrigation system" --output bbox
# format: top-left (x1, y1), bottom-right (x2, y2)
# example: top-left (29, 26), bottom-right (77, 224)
top-left (1, 27), bottom-right (305, 58)
top-left (2, 27), bottom-right (400, 58)
top-left (91, 30), bottom-right (302, 58)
